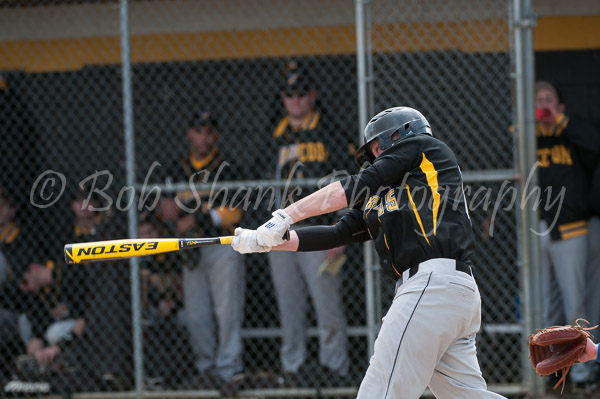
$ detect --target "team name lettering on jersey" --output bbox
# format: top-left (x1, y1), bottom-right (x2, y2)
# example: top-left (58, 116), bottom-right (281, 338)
top-left (536, 145), bottom-right (573, 167)
top-left (278, 142), bottom-right (329, 166)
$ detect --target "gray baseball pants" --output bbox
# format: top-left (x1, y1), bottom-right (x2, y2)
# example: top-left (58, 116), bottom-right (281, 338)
top-left (539, 220), bottom-right (591, 382)
top-left (183, 244), bottom-right (245, 381)
top-left (269, 250), bottom-right (349, 375)
top-left (357, 258), bottom-right (505, 399)
top-left (586, 217), bottom-right (600, 329)
top-left (583, 216), bottom-right (600, 379)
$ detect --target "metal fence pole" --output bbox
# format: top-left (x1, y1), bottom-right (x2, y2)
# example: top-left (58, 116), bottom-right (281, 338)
top-left (119, 0), bottom-right (143, 395)
top-left (512, 0), bottom-right (542, 395)
top-left (355, 0), bottom-right (377, 356)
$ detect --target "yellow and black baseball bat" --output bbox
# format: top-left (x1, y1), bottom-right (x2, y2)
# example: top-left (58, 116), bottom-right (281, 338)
top-left (64, 236), bottom-right (233, 264)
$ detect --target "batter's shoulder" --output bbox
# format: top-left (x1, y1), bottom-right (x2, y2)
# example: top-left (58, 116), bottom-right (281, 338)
top-left (379, 134), bottom-right (427, 162)
top-left (420, 135), bottom-right (460, 162)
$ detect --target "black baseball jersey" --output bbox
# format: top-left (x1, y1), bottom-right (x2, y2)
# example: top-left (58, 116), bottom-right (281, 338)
top-left (591, 161), bottom-right (600, 217)
top-left (27, 261), bottom-right (89, 341)
top-left (536, 115), bottom-right (600, 240)
top-left (0, 221), bottom-right (50, 307)
top-left (339, 134), bottom-right (474, 280)
top-left (273, 110), bottom-right (354, 208)
top-left (0, 221), bottom-right (29, 311)
top-left (139, 252), bottom-right (183, 320)
top-left (0, 220), bottom-right (23, 269)
top-left (164, 148), bottom-right (242, 239)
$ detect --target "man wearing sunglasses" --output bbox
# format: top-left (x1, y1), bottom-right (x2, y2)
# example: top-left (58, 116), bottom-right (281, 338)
top-left (267, 62), bottom-right (352, 387)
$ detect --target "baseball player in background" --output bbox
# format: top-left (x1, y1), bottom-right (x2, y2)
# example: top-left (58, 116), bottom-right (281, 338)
top-left (534, 81), bottom-right (600, 390)
top-left (158, 111), bottom-right (245, 390)
top-left (268, 62), bottom-right (350, 385)
top-left (232, 107), bottom-right (506, 398)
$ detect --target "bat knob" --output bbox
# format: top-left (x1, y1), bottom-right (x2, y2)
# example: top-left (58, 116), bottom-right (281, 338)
top-left (64, 244), bottom-right (76, 264)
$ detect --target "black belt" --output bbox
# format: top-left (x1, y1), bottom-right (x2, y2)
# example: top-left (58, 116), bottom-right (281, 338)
top-left (407, 260), bottom-right (473, 279)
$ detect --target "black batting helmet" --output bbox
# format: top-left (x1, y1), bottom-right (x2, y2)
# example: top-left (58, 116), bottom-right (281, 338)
top-left (354, 106), bottom-right (432, 166)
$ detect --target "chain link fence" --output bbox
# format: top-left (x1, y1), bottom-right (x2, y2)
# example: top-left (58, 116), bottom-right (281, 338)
top-left (0, 0), bottom-right (524, 397)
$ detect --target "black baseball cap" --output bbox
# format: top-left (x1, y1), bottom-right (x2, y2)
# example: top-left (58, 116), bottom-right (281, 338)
top-left (188, 110), bottom-right (219, 130)
top-left (282, 61), bottom-right (313, 92)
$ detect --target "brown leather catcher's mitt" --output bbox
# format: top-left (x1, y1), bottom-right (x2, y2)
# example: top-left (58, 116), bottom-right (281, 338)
top-left (528, 319), bottom-right (597, 392)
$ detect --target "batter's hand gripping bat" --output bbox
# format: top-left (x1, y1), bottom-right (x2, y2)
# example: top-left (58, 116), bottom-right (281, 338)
top-left (64, 237), bottom-right (233, 264)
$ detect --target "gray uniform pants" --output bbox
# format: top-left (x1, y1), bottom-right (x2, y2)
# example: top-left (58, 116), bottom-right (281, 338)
top-left (539, 220), bottom-right (591, 382)
top-left (357, 259), bottom-right (505, 399)
top-left (1, 249), bottom-right (30, 348)
top-left (584, 217), bottom-right (600, 377)
top-left (0, 308), bottom-right (19, 344)
top-left (587, 217), bottom-right (600, 329)
top-left (183, 244), bottom-right (245, 381)
top-left (269, 250), bottom-right (348, 375)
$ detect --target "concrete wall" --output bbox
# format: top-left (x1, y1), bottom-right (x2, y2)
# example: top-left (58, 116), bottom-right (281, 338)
top-left (1, 0), bottom-right (599, 41)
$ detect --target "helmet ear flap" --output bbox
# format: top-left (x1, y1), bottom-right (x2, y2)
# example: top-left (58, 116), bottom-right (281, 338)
top-left (354, 145), bottom-right (375, 167)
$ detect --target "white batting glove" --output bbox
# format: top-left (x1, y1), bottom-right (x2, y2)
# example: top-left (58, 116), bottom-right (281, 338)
top-left (231, 228), bottom-right (271, 254)
top-left (256, 209), bottom-right (293, 247)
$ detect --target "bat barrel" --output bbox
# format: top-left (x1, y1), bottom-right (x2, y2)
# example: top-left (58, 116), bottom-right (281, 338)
top-left (64, 237), bottom-right (233, 264)
top-left (64, 239), bottom-right (181, 264)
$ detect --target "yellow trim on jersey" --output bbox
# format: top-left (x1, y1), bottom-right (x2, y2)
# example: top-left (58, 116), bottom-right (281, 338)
top-left (306, 111), bottom-right (320, 130)
top-left (558, 220), bottom-right (588, 240)
top-left (383, 233), bottom-right (402, 277)
top-left (561, 228), bottom-right (588, 240)
top-left (554, 113), bottom-right (569, 136)
top-left (273, 116), bottom-right (290, 139)
top-left (272, 111), bottom-right (320, 139)
top-left (0, 222), bottom-right (20, 244)
top-left (419, 154), bottom-right (440, 236)
top-left (190, 148), bottom-right (218, 170)
top-left (536, 113), bottom-right (570, 137)
top-left (559, 220), bottom-right (588, 231)
top-left (405, 184), bottom-right (431, 246)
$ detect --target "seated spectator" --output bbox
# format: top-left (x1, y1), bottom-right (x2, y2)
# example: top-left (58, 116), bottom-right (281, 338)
top-left (0, 187), bottom-right (36, 380)
top-left (62, 185), bottom-right (131, 390)
top-left (14, 259), bottom-right (89, 388)
top-left (137, 211), bottom-right (193, 388)
top-left (0, 187), bottom-right (32, 285)
top-left (0, 249), bottom-right (23, 381)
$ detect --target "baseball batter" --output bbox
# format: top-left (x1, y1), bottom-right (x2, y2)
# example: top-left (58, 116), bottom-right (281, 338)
top-left (232, 107), bottom-right (506, 398)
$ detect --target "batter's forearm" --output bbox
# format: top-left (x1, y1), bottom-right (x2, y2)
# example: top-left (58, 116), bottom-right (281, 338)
top-left (283, 181), bottom-right (347, 223)
top-left (273, 230), bottom-right (299, 251)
